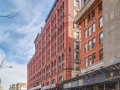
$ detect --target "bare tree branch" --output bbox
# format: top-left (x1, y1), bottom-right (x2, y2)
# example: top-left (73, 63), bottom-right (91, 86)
top-left (0, 11), bottom-right (20, 18)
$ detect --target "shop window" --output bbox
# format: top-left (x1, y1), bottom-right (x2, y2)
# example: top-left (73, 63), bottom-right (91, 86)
top-left (99, 32), bottom-right (103, 44)
top-left (92, 37), bottom-right (96, 48)
top-left (99, 49), bottom-right (103, 60)
top-left (99, 16), bottom-right (103, 27)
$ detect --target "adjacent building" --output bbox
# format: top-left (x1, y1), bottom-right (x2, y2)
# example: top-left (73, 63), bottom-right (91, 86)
top-left (27, 0), bottom-right (81, 90)
top-left (16, 83), bottom-right (27, 90)
top-left (9, 83), bottom-right (27, 90)
top-left (0, 79), bottom-right (4, 90)
top-left (62, 0), bottom-right (120, 90)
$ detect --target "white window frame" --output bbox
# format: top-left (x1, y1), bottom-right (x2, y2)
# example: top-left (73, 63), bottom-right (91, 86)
top-left (92, 23), bottom-right (96, 33)
top-left (99, 16), bottom-right (103, 27)
top-left (88, 26), bottom-right (92, 36)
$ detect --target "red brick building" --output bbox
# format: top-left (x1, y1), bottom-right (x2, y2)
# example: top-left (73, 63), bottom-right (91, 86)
top-left (75, 0), bottom-right (103, 73)
top-left (27, 0), bottom-right (81, 90)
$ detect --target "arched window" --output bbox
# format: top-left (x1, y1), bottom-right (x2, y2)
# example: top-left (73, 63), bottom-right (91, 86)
top-left (59, 76), bottom-right (64, 83)
top-left (47, 81), bottom-right (50, 85)
top-left (52, 79), bottom-right (56, 84)
top-left (62, 54), bottom-right (64, 60)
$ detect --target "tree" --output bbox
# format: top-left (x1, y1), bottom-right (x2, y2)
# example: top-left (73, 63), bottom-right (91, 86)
top-left (0, 11), bottom-right (19, 18)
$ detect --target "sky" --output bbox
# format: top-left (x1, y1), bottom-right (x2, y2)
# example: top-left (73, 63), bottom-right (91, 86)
top-left (0, 0), bottom-right (55, 90)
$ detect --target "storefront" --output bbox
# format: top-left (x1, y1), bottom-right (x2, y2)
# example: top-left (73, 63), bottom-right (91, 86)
top-left (41, 84), bottom-right (63, 90)
top-left (63, 62), bottom-right (120, 90)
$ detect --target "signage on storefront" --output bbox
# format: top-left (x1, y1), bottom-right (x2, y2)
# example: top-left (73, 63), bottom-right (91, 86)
top-left (105, 70), bottom-right (119, 81)
top-left (63, 83), bottom-right (71, 89)
top-left (79, 79), bottom-right (83, 86)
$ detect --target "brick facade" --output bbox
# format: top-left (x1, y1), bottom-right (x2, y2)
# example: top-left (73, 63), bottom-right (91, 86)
top-left (27, 0), bottom-right (81, 89)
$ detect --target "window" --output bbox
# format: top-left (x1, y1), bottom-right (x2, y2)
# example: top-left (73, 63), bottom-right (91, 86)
top-left (88, 40), bottom-right (92, 51)
top-left (76, 0), bottom-right (79, 7)
top-left (88, 55), bottom-right (92, 65)
top-left (99, 32), bottom-right (103, 44)
top-left (76, 24), bottom-right (79, 28)
top-left (99, 49), bottom-right (103, 60)
top-left (88, 14), bottom-right (91, 23)
top-left (52, 79), bottom-right (56, 84)
top-left (59, 76), bottom-right (64, 83)
top-left (76, 42), bottom-right (79, 49)
top-left (47, 81), bottom-right (49, 85)
top-left (84, 43), bottom-right (88, 53)
top-left (54, 68), bottom-right (56, 74)
top-left (92, 23), bottom-right (96, 33)
top-left (92, 10), bottom-right (95, 19)
top-left (75, 11), bottom-right (78, 16)
top-left (98, 3), bottom-right (102, 12)
top-left (62, 54), bottom-right (64, 60)
top-left (76, 32), bottom-right (79, 39)
top-left (76, 52), bottom-right (79, 59)
top-left (76, 62), bottom-right (79, 70)
top-left (85, 57), bottom-right (88, 67)
top-left (58, 57), bottom-right (61, 63)
top-left (84, 30), bottom-right (88, 38)
top-left (54, 60), bottom-right (56, 67)
top-left (88, 26), bottom-right (92, 36)
top-left (52, 70), bottom-right (54, 75)
top-left (84, 18), bottom-right (87, 26)
top-left (84, 0), bottom-right (87, 4)
top-left (62, 63), bottom-right (64, 70)
top-left (59, 65), bottom-right (61, 72)
top-left (99, 16), bottom-right (103, 27)
top-left (92, 37), bottom-right (96, 48)
top-left (92, 53), bottom-right (96, 63)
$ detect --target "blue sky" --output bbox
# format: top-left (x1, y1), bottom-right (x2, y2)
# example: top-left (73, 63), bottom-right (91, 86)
top-left (0, 0), bottom-right (55, 89)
